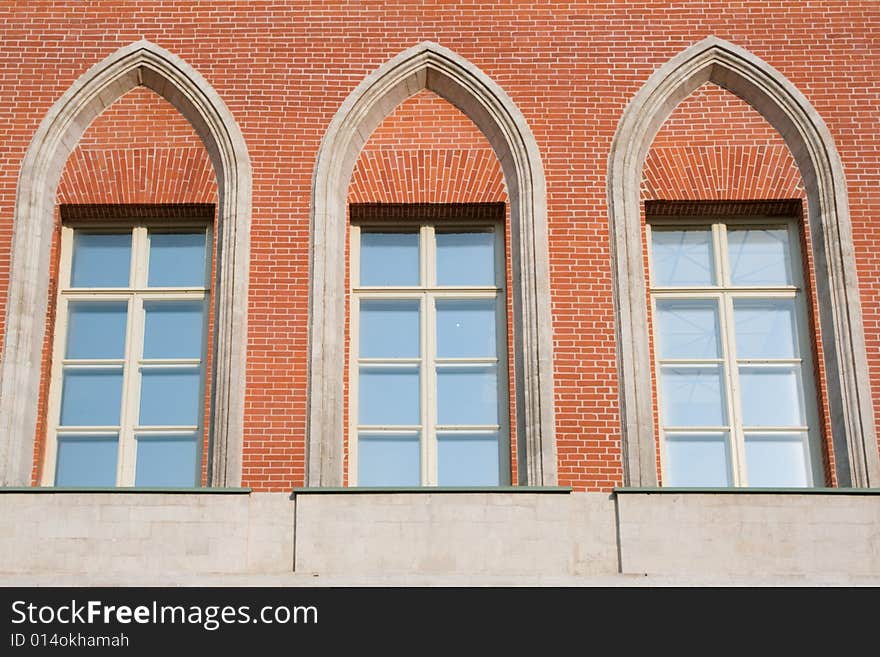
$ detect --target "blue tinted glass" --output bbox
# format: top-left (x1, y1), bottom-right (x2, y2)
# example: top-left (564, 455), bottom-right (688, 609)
top-left (66, 302), bottom-right (128, 359)
top-left (728, 228), bottom-right (792, 286)
top-left (143, 301), bottom-right (205, 359)
top-left (437, 433), bottom-right (500, 486)
top-left (139, 367), bottom-right (202, 426)
top-left (148, 232), bottom-right (207, 287)
top-left (436, 232), bottom-right (495, 286)
top-left (71, 233), bottom-right (131, 288)
top-left (358, 433), bottom-right (420, 486)
top-left (437, 366), bottom-right (498, 425)
top-left (358, 367), bottom-right (420, 425)
top-left (359, 300), bottom-right (419, 358)
top-left (436, 299), bottom-right (496, 358)
top-left (656, 299), bottom-right (720, 359)
top-left (55, 436), bottom-right (118, 486)
top-left (360, 232), bottom-right (419, 286)
top-left (60, 368), bottom-right (123, 426)
top-left (733, 299), bottom-right (798, 359)
top-left (651, 229), bottom-right (715, 287)
top-left (665, 434), bottom-right (731, 487)
top-left (135, 435), bottom-right (198, 487)
top-left (739, 366), bottom-right (804, 426)
top-left (745, 434), bottom-right (809, 487)
top-left (660, 366), bottom-right (726, 427)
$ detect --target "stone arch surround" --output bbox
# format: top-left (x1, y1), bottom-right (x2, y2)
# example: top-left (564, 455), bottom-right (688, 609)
top-left (307, 41), bottom-right (557, 486)
top-left (0, 40), bottom-right (252, 486)
top-left (608, 36), bottom-right (879, 487)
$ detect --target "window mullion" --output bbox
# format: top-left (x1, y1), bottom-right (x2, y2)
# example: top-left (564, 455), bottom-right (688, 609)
top-left (117, 230), bottom-right (147, 487)
top-left (423, 225), bottom-right (435, 486)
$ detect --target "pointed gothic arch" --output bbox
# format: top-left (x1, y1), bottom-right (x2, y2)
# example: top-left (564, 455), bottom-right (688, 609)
top-left (608, 36), bottom-right (879, 487)
top-left (0, 40), bottom-right (252, 486)
top-left (307, 41), bottom-right (557, 486)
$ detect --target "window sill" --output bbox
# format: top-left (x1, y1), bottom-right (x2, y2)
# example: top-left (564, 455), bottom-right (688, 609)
top-left (613, 486), bottom-right (880, 495)
top-left (290, 486), bottom-right (572, 497)
top-left (0, 487), bottom-right (252, 494)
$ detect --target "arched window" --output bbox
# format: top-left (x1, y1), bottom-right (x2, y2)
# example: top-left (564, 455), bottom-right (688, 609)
top-left (0, 41), bottom-right (252, 487)
top-left (307, 42), bottom-right (557, 486)
top-left (608, 37), bottom-right (879, 487)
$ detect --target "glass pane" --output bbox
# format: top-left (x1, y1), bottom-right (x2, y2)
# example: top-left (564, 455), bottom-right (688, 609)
top-left (664, 434), bottom-right (731, 487)
top-left (358, 433), bottom-right (420, 486)
top-left (71, 232), bottom-right (131, 288)
top-left (360, 232), bottom-right (419, 286)
top-left (148, 232), bottom-right (207, 287)
top-left (358, 367), bottom-right (420, 425)
top-left (436, 231), bottom-right (496, 286)
top-left (55, 436), bottom-right (118, 486)
top-left (437, 365), bottom-right (498, 425)
top-left (66, 301), bottom-right (128, 359)
top-left (733, 298), bottom-right (798, 359)
top-left (436, 299), bottom-right (497, 358)
top-left (655, 299), bottom-right (720, 359)
top-left (359, 299), bottom-right (419, 359)
top-left (660, 365), bottom-right (727, 427)
top-left (739, 366), bottom-right (805, 426)
top-left (650, 229), bottom-right (715, 287)
top-left (728, 228), bottom-right (793, 285)
top-left (143, 301), bottom-right (205, 359)
top-left (745, 433), bottom-right (809, 487)
top-left (135, 434), bottom-right (198, 487)
top-left (139, 367), bottom-right (202, 426)
top-left (60, 368), bottom-right (123, 426)
top-left (437, 433), bottom-right (500, 486)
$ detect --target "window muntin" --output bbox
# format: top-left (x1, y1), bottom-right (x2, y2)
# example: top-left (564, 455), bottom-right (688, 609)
top-left (43, 225), bottom-right (211, 488)
top-left (350, 223), bottom-right (509, 487)
top-left (648, 220), bottom-right (822, 488)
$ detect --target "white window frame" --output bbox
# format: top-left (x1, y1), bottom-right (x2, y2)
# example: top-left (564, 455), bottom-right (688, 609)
top-left (647, 216), bottom-right (824, 487)
top-left (349, 221), bottom-right (511, 486)
top-left (42, 223), bottom-right (212, 487)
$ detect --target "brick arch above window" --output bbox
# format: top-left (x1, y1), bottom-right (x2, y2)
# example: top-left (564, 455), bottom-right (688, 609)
top-left (307, 41), bottom-right (557, 487)
top-left (0, 40), bottom-right (252, 487)
top-left (608, 36), bottom-right (879, 487)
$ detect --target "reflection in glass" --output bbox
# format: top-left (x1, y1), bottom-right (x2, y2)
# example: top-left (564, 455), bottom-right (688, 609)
top-left (656, 299), bottom-right (720, 359)
top-left (733, 299), bottom-right (798, 359)
top-left (728, 228), bottom-right (792, 285)
top-left (651, 229), bottom-right (715, 287)
top-left (660, 366), bottom-right (727, 427)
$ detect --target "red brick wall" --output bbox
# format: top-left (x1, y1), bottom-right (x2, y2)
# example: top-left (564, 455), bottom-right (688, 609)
top-left (1, 1), bottom-right (877, 492)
